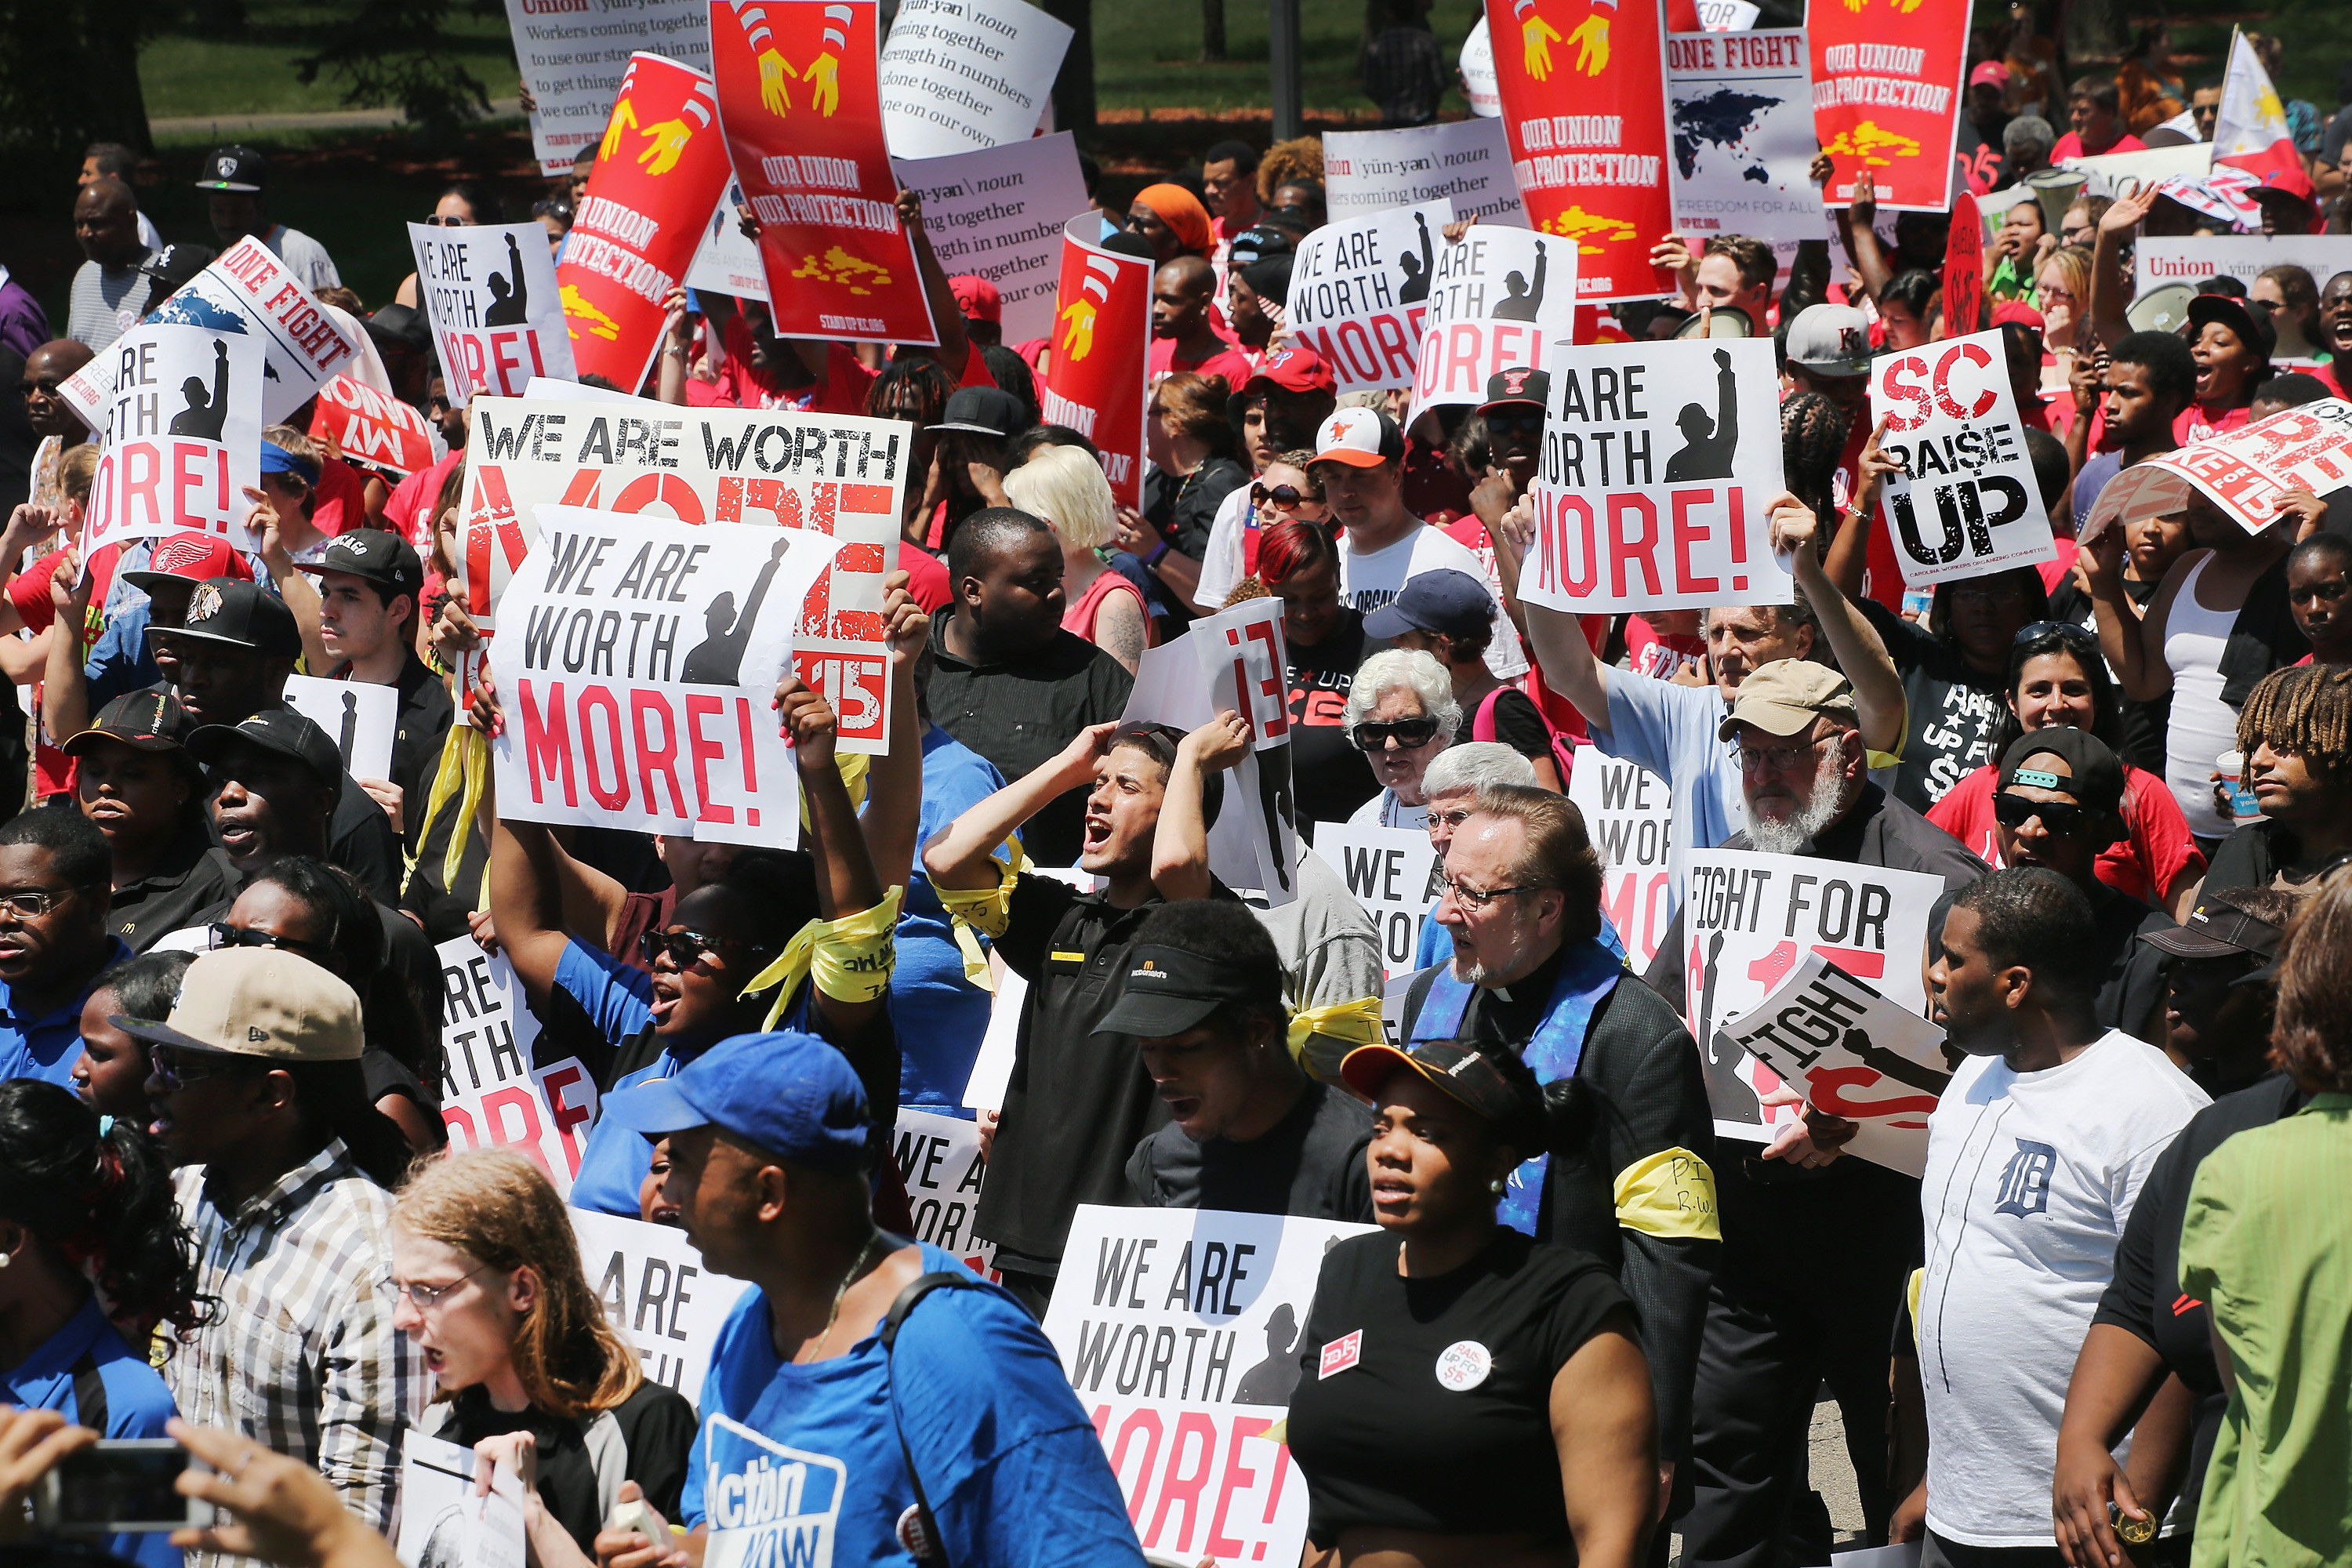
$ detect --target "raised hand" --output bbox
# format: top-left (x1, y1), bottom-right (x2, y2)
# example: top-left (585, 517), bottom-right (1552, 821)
top-left (1181, 710), bottom-right (1254, 774)
top-left (775, 677), bottom-right (840, 771)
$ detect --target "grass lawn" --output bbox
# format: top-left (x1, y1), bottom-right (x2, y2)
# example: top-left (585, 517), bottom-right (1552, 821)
top-left (139, 0), bottom-right (523, 119)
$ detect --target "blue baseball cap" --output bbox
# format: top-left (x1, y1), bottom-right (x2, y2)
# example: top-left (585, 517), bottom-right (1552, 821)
top-left (600, 1031), bottom-right (871, 1171)
top-left (1363, 568), bottom-right (1494, 642)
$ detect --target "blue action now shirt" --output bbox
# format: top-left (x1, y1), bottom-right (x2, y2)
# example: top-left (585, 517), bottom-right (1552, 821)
top-left (683, 1244), bottom-right (1144, 1568)
top-left (3, 1296), bottom-right (182, 1568)
top-left (887, 728), bottom-right (1006, 1118)
top-left (0, 938), bottom-right (132, 1088)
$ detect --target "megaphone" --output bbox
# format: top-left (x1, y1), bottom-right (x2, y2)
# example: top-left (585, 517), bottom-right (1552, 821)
top-left (2027, 169), bottom-right (2089, 240)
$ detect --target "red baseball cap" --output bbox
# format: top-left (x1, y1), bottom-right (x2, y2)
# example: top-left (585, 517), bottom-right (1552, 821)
top-left (123, 532), bottom-right (256, 596)
top-left (1991, 300), bottom-right (2045, 331)
top-left (1243, 344), bottom-right (1337, 397)
top-left (1969, 61), bottom-right (2009, 90)
top-left (949, 275), bottom-right (1002, 325)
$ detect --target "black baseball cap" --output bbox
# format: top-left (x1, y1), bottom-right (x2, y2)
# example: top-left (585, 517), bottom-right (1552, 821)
top-left (63, 691), bottom-right (196, 757)
top-left (195, 146), bottom-right (267, 193)
top-left (931, 386), bottom-right (1026, 438)
top-left (140, 243), bottom-right (218, 296)
top-left (1226, 227), bottom-right (1293, 270)
top-left (1363, 567), bottom-right (1494, 642)
top-left (2186, 294), bottom-right (2278, 365)
top-left (299, 529), bottom-right (424, 601)
top-left (1998, 728), bottom-right (2125, 816)
top-left (1092, 941), bottom-right (1280, 1039)
top-left (187, 709), bottom-right (344, 803)
top-left (364, 303), bottom-right (432, 356)
top-left (1340, 1038), bottom-right (1544, 1151)
top-left (2139, 889), bottom-right (2288, 969)
top-left (154, 579), bottom-right (303, 659)
top-left (1477, 367), bottom-right (1550, 415)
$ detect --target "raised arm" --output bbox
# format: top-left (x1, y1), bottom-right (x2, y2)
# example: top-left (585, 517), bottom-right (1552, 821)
top-left (895, 188), bottom-right (971, 382)
top-left (1151, 711), bottom-right (1250, 902)
top-left (655, 286), bottom-right (692, 407)
top-left (41, 546), bottom-right (96, 747)
top-left (1492, 492), bottom-right (1613, 729)
top-left (1822, 419), bottom-right (1904, 604)
top-left (1835, 172), bottom-right (1892, 301)
top-left (2086, 195), bottom-right (2147, 354)
top-left (486, 792), bottom-right (579, 1005)
top-left (776, 681), bottom-right (889, 1032)
top-left (1769, 492), bottom-right (1905, 754)
top-left (2077, 527), bottom-right (2180, 702)
top-left (855, 571), bottom-right (930, 888)
top-left (922, 721), bottom-right (1118, 889)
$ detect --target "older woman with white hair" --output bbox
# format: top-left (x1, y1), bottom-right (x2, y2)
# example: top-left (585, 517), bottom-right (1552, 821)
top-left (1345, 648), bottom-right (1461, 830)
top-left (1002, 443), bottom-right (1149, 673)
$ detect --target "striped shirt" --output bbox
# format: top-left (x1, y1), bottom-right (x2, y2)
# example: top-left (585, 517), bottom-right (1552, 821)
top-left (66, 256), bottom-right (155, 352)
top-left (169, 1141), bottom-right (416, 1568)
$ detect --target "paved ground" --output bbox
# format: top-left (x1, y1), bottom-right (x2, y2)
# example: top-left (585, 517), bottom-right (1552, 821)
top-left (153, 98), bottom-right (523, 137)
top-left (1668, 1399), bottom-right (1868, 1567)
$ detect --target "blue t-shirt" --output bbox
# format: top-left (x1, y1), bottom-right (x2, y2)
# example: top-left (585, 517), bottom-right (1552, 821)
top-left (3, 1296), bottom-right (181, 1568)
top-left (683, 1244), bottom-right (1143, 1568)
top-left (554, 939), bottom-right (675, 1219)
top-left (1595, 673), bottom-right (1740, 926)
top-left (886, 728), bottom-right (1006, 1117)
top-left (0, 938), bottom-right (131, 1087)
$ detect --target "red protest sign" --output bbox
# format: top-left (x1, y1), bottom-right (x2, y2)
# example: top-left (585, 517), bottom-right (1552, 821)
top-left (710, 0), bottom-right (938, 347)
top-left (1942, 191), bottom-right (1982, 338)
top-left (1809, 0), bottom-right (1969, 212)
top-left (308, 376), bottom-right (437, 476)
top-left (1485, 0), bottom-right (1674, 303)
top-left (556, 52), bottom-right (735, 392)
top-left (1039, 217), bottom-right (1152, 508)
top-left (2145, 400), bottom-right (2352, 534)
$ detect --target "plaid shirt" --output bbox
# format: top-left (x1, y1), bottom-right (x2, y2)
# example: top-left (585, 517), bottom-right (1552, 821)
top-left (169, 1141), bottom-right (416, 1566)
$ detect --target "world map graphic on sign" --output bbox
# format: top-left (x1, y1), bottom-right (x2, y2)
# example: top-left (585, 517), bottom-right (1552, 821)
top-left (1673, 89), bottom-right (1783, 181)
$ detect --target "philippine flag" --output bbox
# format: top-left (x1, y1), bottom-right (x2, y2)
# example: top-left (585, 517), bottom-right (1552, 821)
top-left (2212, 29), bottom-right (2307, 199)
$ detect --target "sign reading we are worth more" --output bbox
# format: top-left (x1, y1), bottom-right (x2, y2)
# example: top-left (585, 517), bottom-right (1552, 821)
top-left (434, 935), bottom-right (599, 1196)
top-left (408, 221), bottom-right (577, 406)
top-left (1285, 200), bottom-right (1451, 394)
top-left (85, 322), bottom-right (266, 555)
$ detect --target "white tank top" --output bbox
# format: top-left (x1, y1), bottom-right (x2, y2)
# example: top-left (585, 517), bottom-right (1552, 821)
top-left (2163, 552), bottom-right (2240, 840)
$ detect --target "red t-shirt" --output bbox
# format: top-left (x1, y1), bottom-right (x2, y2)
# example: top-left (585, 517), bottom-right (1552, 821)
top-left (1148, 336), bottom-right (1243, 384)
top-left (2050, 130), bottom-right (2147, 161)
top-left (311, 456), bottom-right (370, 536)
top-left (383, 449), bottom-right (466, 549)
top-left (691, 325), bottom-right (880, 416)
top-left (2175, 401), bottom-right (2254, 445)
top-left (1622, 615), bottom-right (1708, 681)
top-left (896, 541), bottom-right (950, 613)
top-left (1926, 760), bottom-right (2205, 907)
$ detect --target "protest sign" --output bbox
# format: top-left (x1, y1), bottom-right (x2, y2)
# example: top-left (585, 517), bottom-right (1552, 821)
top-left (1516, 336), bottom-right (1793, 613)
top-left (1716, 949), bottom-right (1951, 1176)
top-left (557, 52), bottom-right (734, 390)
top-left (1697, 0), bottom-right (1759, 24)
top-left (455, 396), bottom-right (908, 753)
top-left (84, 323), bottom-right (265, 556)
top-left (1681, 847), bottom-right (1945, 1139)
top-left (1410, 223), bottom-right (1577, 408)
top-left (1312, 821), bottom-right (1439, 979)
top-left (397, 1433), bottom-right (526, 1568)
top-left (895, 132), bottom-right (1091, 344)
top-left (1665, 29), bottom-right (1819, 249)
top-left (1485, 0), bottom-right (1673, 302)
top-left (145, 237), bottom-right (365, 425)
top-left (710, 0), bottom-right (938, 347)
top-left (307, 376), bottom-right (437, 477)
top-left (685, 182), bottom-right (771, 303)
top-left (1324, 121), bottom-right (1527, 228)
top-left (1943, 191), bottom-right (1983, 340)
top-left (891, 1108), bottom-right (998, 1278)
top-left (877, 0), bottom-right (1072, 158)
top-left (1809, 0), bottom-right (1968, 212)
top-left (2143, 400), bottom-right (2352, 535)
top-left (1567, 746), bottom-right (1675, 969)
top-left (284, 674), bottom-right (397, 782)
top-left (2060, 142), bottom-right (2212, 201)
top-left (1285, 201), bottom-right (1451, 394)
top-left (408, 222), bottom-right (577, 406)
top-left (1044, 1204), bottom-right (1376, 1566)
top-left (2133, 235), bottom-right (2352, 300)
top-left (1460, 15), bottom-right (1500, 116)
top-left (506, 0), bottom-right (713, 173)
top-left (489, 506), bottom-right (850, 842)
top-left (434, 936), bottom-right (601, 1193)
top-left (1040, 217), bottom-right (1152, 506)
top-left (1121, 598), bottom-right (1301, 906)
top-left (1871, 328), bottom-right (2053, 586)
top-left (570, 1207), bottom-right (753, 1399)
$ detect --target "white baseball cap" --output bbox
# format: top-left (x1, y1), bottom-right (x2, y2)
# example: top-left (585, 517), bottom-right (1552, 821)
top-left (1784, 303), bottom-right (1874, 378)
top-left (1310, 405), bottom-right (1404, 468)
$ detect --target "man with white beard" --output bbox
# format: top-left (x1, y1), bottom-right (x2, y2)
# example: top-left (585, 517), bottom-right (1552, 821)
top-left (1639, 659), bottom-right (1989, 1568)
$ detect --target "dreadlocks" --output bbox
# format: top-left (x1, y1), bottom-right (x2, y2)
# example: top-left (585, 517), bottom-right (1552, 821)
top-left (1780, 390), bottom-right (1852, 551)
top-left (2238, 663), bottom-right (2352, 786)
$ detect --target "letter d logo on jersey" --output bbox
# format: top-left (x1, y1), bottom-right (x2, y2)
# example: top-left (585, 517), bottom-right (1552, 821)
top-left (700, 1416), bottom-right (847, 1568)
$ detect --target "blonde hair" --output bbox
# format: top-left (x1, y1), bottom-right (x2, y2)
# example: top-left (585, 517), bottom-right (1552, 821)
top-left (394, 1149), bottom-right (643, 1419)
top-left (1003, 444), bottom-right (1118, 552)
top-left (2037, 243), bottom-right (2092, 303)
top-left (60, 442), bottom-right (100, 507)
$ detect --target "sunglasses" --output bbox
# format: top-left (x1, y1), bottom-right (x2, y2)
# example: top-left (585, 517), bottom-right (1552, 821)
top-left (2015, 619), bottom-right (2100, 647)
top-left (205, 922), bottom-right (331, 960)
top-left (1352, 717), bottom-right (1441, 751)
top-left (423, 215), bottom-right (468, 227)
top-left (147, 1044), bottom-right (259, 1090)
top-left (16, 377), bottom-right (64, 397)
top-left (639, 927), bottom-right (766, 969)
top-left (1251, 482), bottom-right (1315, 510)
top-left (1994, 792), bottom-right (2089, 834)
top-left (1484, 410), bottom-right (1545, 436)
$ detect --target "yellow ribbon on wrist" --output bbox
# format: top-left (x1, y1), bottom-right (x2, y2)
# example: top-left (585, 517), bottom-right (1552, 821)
top-left (1612, 1147), bottom-right (1722, 1242)
top-left (934, 837), bottom-right (1029, 989)
top-left (736, 887), bottom-right (904, 1028)
top-left (1286, 995), bottom-right (1386, 1083)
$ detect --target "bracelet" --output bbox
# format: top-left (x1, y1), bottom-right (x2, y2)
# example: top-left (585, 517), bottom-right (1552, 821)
top-left (662, 343), bottom-right (688, 358)
top-left (1145, 539), bottom-right (1170, 568)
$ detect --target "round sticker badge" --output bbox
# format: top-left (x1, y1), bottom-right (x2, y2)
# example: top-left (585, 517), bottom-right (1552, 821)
top-left (1434, 1340), bottom-right (1492, 1392)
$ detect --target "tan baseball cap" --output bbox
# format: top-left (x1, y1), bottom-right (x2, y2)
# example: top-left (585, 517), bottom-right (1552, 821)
top-left (115, 947), bottom-right (363, 1062)
top-left (1717, 659), bottom-right (1858, 740)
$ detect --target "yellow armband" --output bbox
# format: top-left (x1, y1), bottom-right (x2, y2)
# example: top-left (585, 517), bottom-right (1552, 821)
top-left (797, 751), bottom-right (871, 829)
top-left (413, 720), bottom-right (490, 895)
top-left (934, 837), bottom-right (1029, 989)
top-left (1613, 1146), bottom-right (1722, 1241)
top-left (1285, 995), bottom-right (1386, 1083)
top-left (735, 887), bottom-right (902, 1028)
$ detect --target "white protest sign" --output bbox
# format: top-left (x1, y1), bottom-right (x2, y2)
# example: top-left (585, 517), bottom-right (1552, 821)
top-left (489, 507), bottom-right (843, 844)
top-left (1459, 15), bottom-right (1499, 116)
top-left (962, 967), bottom-right (1022, 1112)
top-left (143, 238), bottom-right (366, 425)
top-left (891, 1108), bottom-right (997, 1278)
top-left (397, 1433), bottom-right (526, 1568)
top-left (408, 223), bottom-right (576, 407)
top-left (878, 0), bottom-right (1073, 159)
top-left (2060, 142), bottom-right (2212, 201)
top-left (894, 132), bottom-right (1092, 344)
top-left (1698, 0), bottom-right (1761, 25)
top-left (570, 1207), bottom-right (753, 1402)
top-left (1285, 201), bottom-right (1452, 394)
top-left (84, 324), bottom-right (265, 556)
top-left (1871, 328), bottom-right (2054, 587)
top-left (434, 936), bottom-right (600, 1194)
top-left (1311, 821), bottom-right (1438, 980)
top-left (1324, 121), bottom-right (1526, 228)
top-left (2135, 234), bottom-right (2352, 298)
top-left (507, 0), bottom-right (712, 173)
top-left (1567, 746), bottom-right (1676, 971)
top-left (2143, 399), bottom-right (2352, 535)
top-left (1410, 225), bottom-right (1577, 408)
top-left (1518, 336), bottom-right (1793, 613)
top-left (1682, 848), bottom-right (1945, 1141)
top-left (1666, 29), bottom-right (1820, 250)
top-left (283, 673), bottom-right (397, 782)
top-left (1044, 1205), bottom-right (1375, 1567)
top-left (1716, 949), bottom-right (1952, 1177)
top-left (685, 183), bottom-right (771, 304)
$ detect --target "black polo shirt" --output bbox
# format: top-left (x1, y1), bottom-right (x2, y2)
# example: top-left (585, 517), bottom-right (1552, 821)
top-left (108, 830), bottom-right (239, 953)
top-left (925, 612), bottom-right (1134, 869)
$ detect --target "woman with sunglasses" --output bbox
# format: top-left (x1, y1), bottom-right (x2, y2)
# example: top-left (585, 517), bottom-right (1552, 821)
top-left (1254, 517), bottom-right (1384, 829)
top-left (391, 1149), bottom-right (695, 1564)
top-left (1002, 443), bottom-right (1150, 674)
top-left (1192, 447), bottom-right (1327, 612)
top-left (1343, 648), bottom-right (1460, 831)
top-left (1926, 621), bottom-right (2205, 920)
top-left (1287, 1036), bottom-right (1657, 1568)
top-left (394, 182), bottom-right (501, 307)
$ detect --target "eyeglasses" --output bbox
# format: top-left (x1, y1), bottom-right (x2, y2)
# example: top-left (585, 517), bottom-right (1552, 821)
top-left (1994, 792), bottom-right (2090, 834)
top-left (639, 927), bottom-right (766, 970)
top-left (423, 215), bottom-right (468, 227)
top-left (1732, 735), bottom-right (1829, 775)
top-left (1251, 483), bottom-right (1315, 510)
top-left (205, 923), bottom-right (332, 960)
top-left (1352, 717), bottom-right (1442, 752)
top-left (1438, 875), bottom-right (1542, 909)
top-left (147, 1044), bottom-right (257, 1089)
top-left (376, 1265), bottom-right (490, 1311)
top-left (1427, 806), bottom-right (1475, 832)
top-left (16, 377), bottom-right (63, 398)
top-left (0, 887), bottom-right (75, 920)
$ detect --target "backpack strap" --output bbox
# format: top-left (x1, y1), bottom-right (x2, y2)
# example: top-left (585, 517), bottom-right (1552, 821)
top-left (71, 1354), bottom-right (108, 1436)
top-left (880, 1270), bottom-right (989, 1567)
top-left (1472, 687), bottom-right (1504, 743)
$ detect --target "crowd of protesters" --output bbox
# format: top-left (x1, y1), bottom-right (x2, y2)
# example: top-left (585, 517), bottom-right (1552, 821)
top-left (0, 12), bottom-right (2350, 1568)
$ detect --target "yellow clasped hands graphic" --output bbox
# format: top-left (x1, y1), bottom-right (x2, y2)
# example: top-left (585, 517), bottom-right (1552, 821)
top-left (1521, 8), bottom-right (1608, 81)
top-left (1566, 13), bottom-right (1610, 74)
top-left (1058, 299), bottom-right (1098, 362)
top-left (803, 51), bottom-right (841, 116)
top-left (758, 49), bottom-right (797, 115)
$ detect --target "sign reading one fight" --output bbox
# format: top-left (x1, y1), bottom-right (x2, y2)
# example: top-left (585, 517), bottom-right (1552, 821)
top-left (1516, 336), bottom-right (1791, 613)
top-left (1871, 327), bottom-right (2054, 586)
top-left (1285, 201), bottom-right (1451, 394)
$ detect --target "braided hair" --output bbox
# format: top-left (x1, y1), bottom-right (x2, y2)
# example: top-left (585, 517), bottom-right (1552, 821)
top-left (1780, 390), bottom-right (1852, 546)
top-left (2238, 663), bottom-right (2352, 788)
